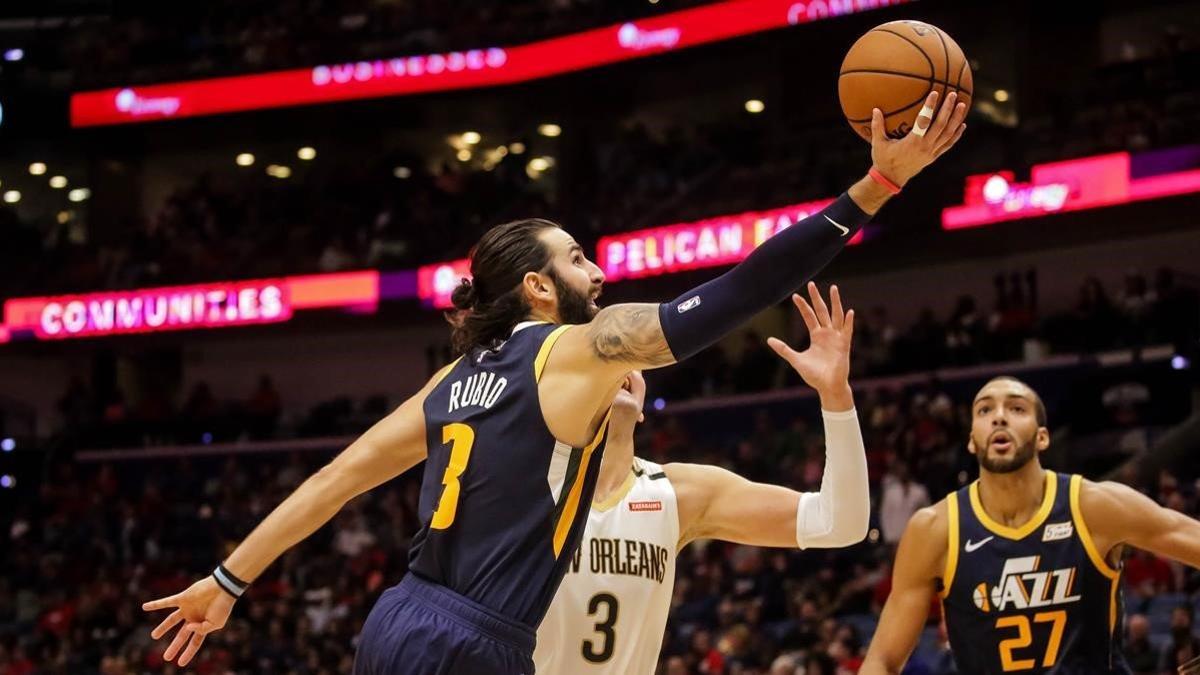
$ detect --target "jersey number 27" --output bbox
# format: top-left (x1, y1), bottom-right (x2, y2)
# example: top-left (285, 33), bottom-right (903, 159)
top-left (996, 610), bottom-right (1067, 671)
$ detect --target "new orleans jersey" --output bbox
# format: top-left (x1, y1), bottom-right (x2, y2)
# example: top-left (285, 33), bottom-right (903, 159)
top-left (535, 458), bottom-right (678, 674)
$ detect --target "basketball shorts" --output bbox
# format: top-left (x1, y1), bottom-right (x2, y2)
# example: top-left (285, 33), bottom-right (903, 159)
top-left (353, 573), bottom-right (536, 675)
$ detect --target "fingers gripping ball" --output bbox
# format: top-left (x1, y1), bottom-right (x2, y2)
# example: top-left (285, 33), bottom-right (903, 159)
top-left (838, 20), bottom-right (973, 142)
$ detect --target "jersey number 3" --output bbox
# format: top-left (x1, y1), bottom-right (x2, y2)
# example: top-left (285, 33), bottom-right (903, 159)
top-left (430, 423), bottom-right (475, 530)
top-left (582, 593), bottom-right (619, 663)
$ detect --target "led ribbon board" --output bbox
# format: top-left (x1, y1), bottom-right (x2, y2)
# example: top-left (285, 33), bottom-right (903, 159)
top-left (71, 0), bottom-right (910, 126)
top-left (2, 271), bottom-right (380, 341)
top-left (942, 149), bottom-right (1200, 230)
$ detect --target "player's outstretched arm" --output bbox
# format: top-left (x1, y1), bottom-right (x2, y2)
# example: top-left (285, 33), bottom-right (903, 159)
top-left (669, 283), bottom-right (868, 549)
top-left (1082, 479), bottom-right (1200, 569)
top-left (140, 370), bottom-right (442, 667)
top-left (553, 90), bottom-right (968, 379)
top-left (861, 505), bottom-right (947, 675)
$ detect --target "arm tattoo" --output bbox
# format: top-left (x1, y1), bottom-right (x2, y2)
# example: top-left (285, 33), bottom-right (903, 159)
top-left (586, 303), bottom-right (675, 366)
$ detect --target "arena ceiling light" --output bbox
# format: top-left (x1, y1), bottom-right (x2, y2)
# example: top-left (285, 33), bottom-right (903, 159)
top-left (3, 190), bottom-right (20, 203)
top-left (49, 175), bottom-right (68, 189)
top-left (67, 188), bottom-right (91, 202)
top-left (297, 147), bottom-right (317, 160)
top-left (393, 166), bottom-right (412, 179)
top-left (461, 131), bottom-right (481, 145)
top-left (235, 153), bottom-right (255, 167)
top-left (28, 162), bottom-right (46, 175)
top-left (994, 89), bottom-right (1010, 102)
top-left (266, 165), bottom-right (292, 178)
top-left (744, 99), bottom-right (765, 113)
top-left (456, 149), bottom-right (472, 162)
top-left (538, 124), bottom-right (561, 138)
top-left (508, 142), bottom-right (526, 155)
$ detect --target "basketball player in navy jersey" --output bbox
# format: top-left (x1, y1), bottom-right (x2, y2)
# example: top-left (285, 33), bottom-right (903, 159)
top-left (143, 92), bottom-right (966, 674)
top-left (862, 376), bottom-right (1200, 675)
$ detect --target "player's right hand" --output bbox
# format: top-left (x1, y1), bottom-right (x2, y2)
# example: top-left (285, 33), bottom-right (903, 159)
top-left (142, 575), bottom-right (235, 667)
top-left (869, 89), bottom-right (967, 187)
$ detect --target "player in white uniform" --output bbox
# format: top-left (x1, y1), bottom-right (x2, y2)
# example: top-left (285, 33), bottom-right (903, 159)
top-left (536, 282), bottom-right (871, 674)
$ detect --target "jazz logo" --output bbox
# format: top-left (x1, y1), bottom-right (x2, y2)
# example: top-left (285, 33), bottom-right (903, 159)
top-left (973, 556), bottom-right (1080, 613)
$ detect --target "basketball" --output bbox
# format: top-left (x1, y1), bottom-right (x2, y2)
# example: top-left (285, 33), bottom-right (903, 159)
top-left (838, 20), bottom-right (973, 142)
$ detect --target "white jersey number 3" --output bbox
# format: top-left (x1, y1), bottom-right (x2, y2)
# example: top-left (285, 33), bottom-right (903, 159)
top-left (582, 593), bottom-right (619, 663)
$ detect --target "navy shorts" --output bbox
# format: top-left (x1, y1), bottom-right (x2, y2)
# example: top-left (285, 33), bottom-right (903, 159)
top-left (353, 573), bottom-right (536, 675)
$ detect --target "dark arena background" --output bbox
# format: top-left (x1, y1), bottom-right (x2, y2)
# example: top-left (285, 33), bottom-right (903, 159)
top-left (1, 0), bottom-right (1199, 673)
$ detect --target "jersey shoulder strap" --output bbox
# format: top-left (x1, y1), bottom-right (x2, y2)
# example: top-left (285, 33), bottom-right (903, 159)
top-left (941, 491), bottom-right (961, 599)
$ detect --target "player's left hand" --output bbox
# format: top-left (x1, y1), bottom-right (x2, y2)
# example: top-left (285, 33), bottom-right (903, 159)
top-left (768, 282), bottom-right (853, 399)
top-left (142, 575), bottom-right (235, 667)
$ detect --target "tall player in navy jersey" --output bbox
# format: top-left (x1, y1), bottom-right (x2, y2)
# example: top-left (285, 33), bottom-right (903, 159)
top-left (862, 376), bottom-right (1200, 675)
top-left (142, 93), bottom-right (966, 674)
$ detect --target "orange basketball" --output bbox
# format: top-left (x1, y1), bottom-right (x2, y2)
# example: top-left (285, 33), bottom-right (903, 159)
top-left (838, 20), bottom-right (973, 142)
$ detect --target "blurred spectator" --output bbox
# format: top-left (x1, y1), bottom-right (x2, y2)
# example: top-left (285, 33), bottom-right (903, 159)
top-left (246, 375), bottom-right (283, 440)
top-left (879, 460), bottom-right (931, 545)
top-left (1125, 613), bottom-right (1158, 675)
top-left (1161, 604), bottom-right (1200, 673)
top-left (1125, 549), bottom-right (1175, 599)
top-left (945, 295), bottom-right (984, 366)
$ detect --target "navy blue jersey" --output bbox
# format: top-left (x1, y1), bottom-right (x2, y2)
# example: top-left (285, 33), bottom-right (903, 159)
top-left (941, 471), bottom-right (1131, 674)
top-left (409, 321), bottom-right (611, 628)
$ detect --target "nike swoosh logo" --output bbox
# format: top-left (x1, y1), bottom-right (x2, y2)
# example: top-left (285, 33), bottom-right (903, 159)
top-left (824, 214), bottom-right (849, 237)
top-left (964, 536), bottom-right (995, 553)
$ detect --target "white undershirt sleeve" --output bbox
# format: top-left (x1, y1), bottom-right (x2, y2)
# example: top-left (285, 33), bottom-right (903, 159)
top-left (795, 407), bottom-right (871, 549)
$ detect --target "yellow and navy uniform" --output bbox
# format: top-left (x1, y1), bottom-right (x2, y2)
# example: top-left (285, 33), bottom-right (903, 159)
top-left (409, 321), bottom-right (611, 627)
top-left (940, 471), bottom-right (1131, 674)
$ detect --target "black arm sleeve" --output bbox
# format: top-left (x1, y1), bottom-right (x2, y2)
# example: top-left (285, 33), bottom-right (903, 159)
top-left (658, 192), bottom-right (869, 361)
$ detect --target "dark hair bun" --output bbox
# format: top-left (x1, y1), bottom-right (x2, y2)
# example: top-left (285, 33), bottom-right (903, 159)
top-left (450, 278), bottom-right (477, 310)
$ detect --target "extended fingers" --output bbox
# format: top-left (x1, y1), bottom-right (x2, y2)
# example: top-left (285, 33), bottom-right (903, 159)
top-left (163, 624), bottom-right (194, 663)
top-left (151, 609), bottom-right (184, 640)
top-left (807, 282), bottom-right (832, 327)
top-left (925, 91), bottom-right (957, 144)
top-left (869, 108), bottom-right (886, 143)
top-left (767, 337), bottom-right (800, 366)
top-left (142, 594), bottom-right (181, 612)
top-left (830, 285), bottom-right (845, 329)
top-left (177, 628), bottom-right (209, 667)
top-left (936, 121), bottom-right (967, 156)
top-left (792, 293), bottom-right (819, 332)
top-left (910, 91), bottom-right (938, 138)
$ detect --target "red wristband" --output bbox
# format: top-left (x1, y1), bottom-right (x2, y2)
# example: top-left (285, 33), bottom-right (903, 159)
top-left (868, 167), bottom-right (902, 195)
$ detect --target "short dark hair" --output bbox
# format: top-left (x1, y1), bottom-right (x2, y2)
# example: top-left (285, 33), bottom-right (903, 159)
top-left (449, 218), bottom-right (561, 353)
top-left (981, 376), bottom-right (1047, 426)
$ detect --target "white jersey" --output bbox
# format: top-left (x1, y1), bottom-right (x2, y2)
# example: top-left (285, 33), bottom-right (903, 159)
top-left (534, 458), bottom-right (679, 675)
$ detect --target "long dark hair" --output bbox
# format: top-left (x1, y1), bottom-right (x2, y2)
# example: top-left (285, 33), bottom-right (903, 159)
top-left (449, 218), bottom-right (561, 354)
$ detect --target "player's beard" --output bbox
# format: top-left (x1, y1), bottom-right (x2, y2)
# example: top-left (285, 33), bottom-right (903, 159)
top-left (548, 269), bottom-right (599, 324)
top-left (975, 432), bottom-right (1037, 474)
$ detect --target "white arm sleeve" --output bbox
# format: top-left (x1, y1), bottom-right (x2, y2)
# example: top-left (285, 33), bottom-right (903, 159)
top-left (795, 407), bottom-right (871, 549)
